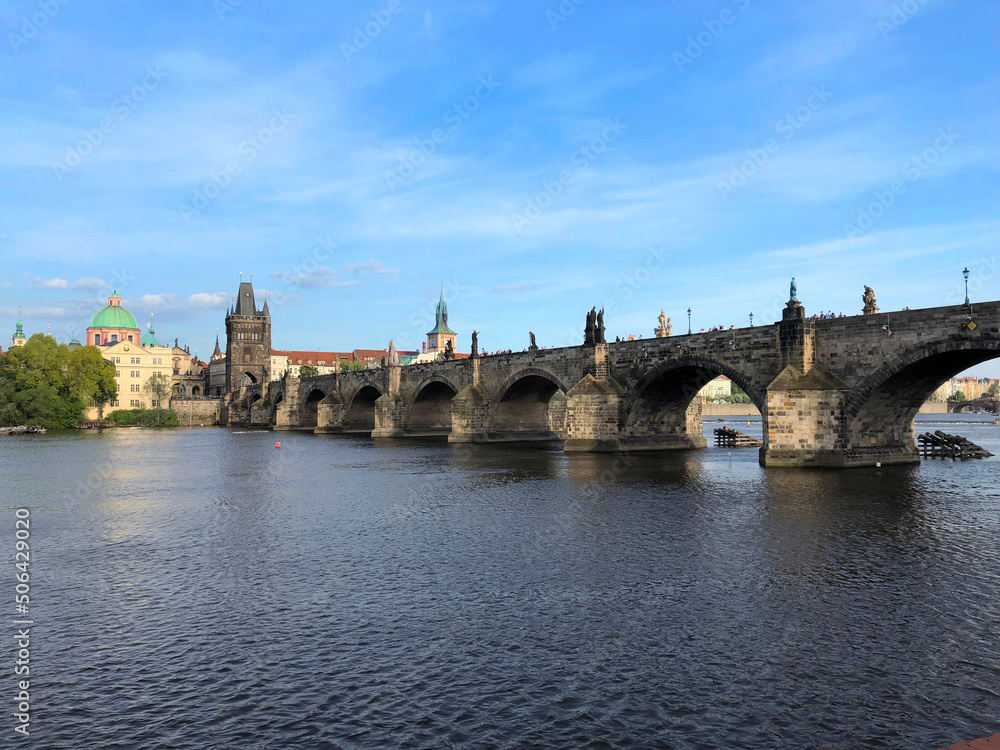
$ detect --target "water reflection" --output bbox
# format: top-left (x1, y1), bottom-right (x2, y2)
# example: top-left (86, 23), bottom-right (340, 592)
top-left (3, 427), bottom-right (998, 749)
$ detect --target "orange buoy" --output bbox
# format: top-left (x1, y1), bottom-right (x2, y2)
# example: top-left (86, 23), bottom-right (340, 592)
top-left (275, 442), bottom-right (281, 449)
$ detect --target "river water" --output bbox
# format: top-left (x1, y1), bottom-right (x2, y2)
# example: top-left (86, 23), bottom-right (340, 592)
top-left (2, 415), bottom-right (999, 749)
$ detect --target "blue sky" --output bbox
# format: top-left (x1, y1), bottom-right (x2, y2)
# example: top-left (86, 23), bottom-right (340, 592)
top-left (1, 0), bottom-right (998, 373)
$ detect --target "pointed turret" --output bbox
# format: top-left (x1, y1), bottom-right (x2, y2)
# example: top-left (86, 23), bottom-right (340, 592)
top-left (11, 307), bottom-right (26, 347)
top-left (426, 285), bottom-right (455, 336)
top-left (140, 313), bottom-right (163, 347)
top-left (262, 298), bottom-right (270, 318)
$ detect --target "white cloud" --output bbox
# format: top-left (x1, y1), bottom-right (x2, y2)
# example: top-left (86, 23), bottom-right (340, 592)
top-left (28, 276), bottom-right (109, 291)
top-left (186, 292), bottom-right (228, 308)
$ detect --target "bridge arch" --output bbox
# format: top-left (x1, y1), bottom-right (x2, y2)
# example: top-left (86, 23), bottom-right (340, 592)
top-left (491, 367), bottom-right (570, 439)
top-left (301, 387), bottom-right (328, 430)
top-left (845, 337), bottom-right (1000, 448)
top-left (345, 385), bottom-right (383, 433)
top-left (621, 356), bottom-right (762, 450)
top-left (406, 376), bottom-right (460, 435)
top-left (270, 392), bottom-right (284, 425)
top-left (950, 399), bottom-right (998, 414)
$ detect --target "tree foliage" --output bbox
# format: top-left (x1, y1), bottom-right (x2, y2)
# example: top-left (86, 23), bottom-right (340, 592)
top-left (0, 334), bottom-right (87, 427)
top-left (66, 345), bottom-right (118, 418)
top-left (107, 408), bottom-right (180, 427)
top-left (143, 373), bottom-right (173, 424)
top-left (299, 364), bottom-right (319, 377)
top-left (947, 390), bottom-right (968, 402)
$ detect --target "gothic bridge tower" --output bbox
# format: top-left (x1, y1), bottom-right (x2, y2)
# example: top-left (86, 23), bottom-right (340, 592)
top-left (225, 278), bottom-right (271, 393)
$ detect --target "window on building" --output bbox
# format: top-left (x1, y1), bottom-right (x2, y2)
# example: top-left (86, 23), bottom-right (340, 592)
top-left (111, 334), bottom-right (118, 343)
top-left (110, 400), bottom-right (119, 407)
top-left (128, 336), bottom-right (133, 342)
top-left (116, 370), bottom-right (121, 377)
top-left (94, 334), bottom-right (100, 344)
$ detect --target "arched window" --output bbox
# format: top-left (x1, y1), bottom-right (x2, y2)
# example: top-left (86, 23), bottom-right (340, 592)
top-left (94, 334), bottom-right (100, 344)
top-left (111, 334), bottom-right (118, 343)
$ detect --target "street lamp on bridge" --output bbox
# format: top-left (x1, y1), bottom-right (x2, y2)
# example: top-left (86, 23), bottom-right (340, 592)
top-left (963, 267), bottom-right (970, 305)
top-left (687, 308), bottom-right (692, 335)
top-left (749, 312), bottom-right (754, 328)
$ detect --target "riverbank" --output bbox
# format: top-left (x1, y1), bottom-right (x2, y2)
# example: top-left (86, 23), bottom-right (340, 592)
top-left (702, 402), bottom-right (949, 416)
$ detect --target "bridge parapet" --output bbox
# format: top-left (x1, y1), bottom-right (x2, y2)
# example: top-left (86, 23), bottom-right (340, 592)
top-left (221, 301), bottom-right (999, 468)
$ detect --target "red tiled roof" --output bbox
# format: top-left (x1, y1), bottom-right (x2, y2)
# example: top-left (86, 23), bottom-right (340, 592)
top-left (271, 349), bottom-right (355, 365)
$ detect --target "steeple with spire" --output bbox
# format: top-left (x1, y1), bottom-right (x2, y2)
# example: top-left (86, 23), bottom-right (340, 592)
top-left (11, 307), bottom-right (26, 347)
top-left (425, 285), bottom-right (457, 355)
top-left (140, 313), bottom-right (163, 348)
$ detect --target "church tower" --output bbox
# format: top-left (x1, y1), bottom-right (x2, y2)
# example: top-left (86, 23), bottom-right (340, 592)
top-left (225, 277), bottom-right (271, 392)
top-left (11, 308), bottom-right (26, 348)
top-left (425, 287), bottom-right (457, 356)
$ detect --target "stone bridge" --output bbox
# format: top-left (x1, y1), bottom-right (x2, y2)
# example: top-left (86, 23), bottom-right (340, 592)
top-left (949, 399), bottom-right (998, 414)
top-left (228, 300), bottom-right (999, 468)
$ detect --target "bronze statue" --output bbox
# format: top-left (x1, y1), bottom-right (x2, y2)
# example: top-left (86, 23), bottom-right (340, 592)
top-left (529, 331), bottom-right (537, 349)
top-left (443, 339), bottom-right (455, 360)
top-left (862, 285), bottom-right (879, 315)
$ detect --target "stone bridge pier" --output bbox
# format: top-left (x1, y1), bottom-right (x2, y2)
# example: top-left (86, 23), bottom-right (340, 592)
top-left (227, 299), bottom-right (1000, 468)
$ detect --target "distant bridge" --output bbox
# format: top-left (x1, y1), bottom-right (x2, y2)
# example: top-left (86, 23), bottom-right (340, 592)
top-left (229, 300), bottom-right (999, 468)
top-left (949, 398), bottom-right (998, 414)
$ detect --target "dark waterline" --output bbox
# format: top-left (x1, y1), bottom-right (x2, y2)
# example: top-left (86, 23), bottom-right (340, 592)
top-left (3, 415), bottom-right (999, 749)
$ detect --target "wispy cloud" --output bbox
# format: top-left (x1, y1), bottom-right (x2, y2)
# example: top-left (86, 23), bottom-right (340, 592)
top-left (28, 276), bottom-right (109, 291)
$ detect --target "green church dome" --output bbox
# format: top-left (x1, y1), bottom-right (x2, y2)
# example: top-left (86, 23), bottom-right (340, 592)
top-left (90, 303), bottom-right (139, 331)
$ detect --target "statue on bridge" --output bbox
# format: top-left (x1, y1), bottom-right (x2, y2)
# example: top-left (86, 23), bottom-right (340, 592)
top-left (443, 339), bottom-right (455, 360)
top-left (529, 331), bottom-right (538, 351)
top-left (596, 308), bottom-right (606, 344)
top-left (471, 330), bottom-right (478, 359)
top-left (655, 310), bottom-right (672, 338)
top-left (585, 307), bottom-right (597, 345)
top-left (789, 276), bottom-right (798, 303)
top-left (863, 285), bottom-right (879, 315)
top-left (388, 339), bottom-right (399, 366)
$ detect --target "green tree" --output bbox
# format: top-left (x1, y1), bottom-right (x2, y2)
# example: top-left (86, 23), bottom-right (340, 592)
top-left (948, 390), bottom-right (968, 402)
top-left (0, 334), bottom-right (83, 427)
top-left (988, 381), bottom-right (1000, 399)
top-left (144, 373), bottom-right (173, 424)
top-left (299, 364), bottom-right (319, 377)
top-left (66, 346), bottom-right (118, 419)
